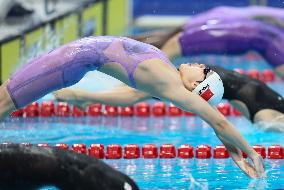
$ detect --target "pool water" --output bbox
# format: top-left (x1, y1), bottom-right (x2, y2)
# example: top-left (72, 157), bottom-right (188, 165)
top-left (1, 54), bottom-right (284, 190)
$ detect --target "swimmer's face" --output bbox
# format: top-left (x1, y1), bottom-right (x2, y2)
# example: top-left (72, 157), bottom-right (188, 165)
top-left (178, 63), bottom-right (207, 91)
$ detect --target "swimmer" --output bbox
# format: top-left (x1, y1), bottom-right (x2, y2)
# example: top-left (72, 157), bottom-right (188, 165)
top-left (132, 6), bottom-right (284, 79)
top-left (55, 64), bottom-right (284, 132)
top-left (0, 143), bottom-right (139, 190)
top-left (0, 36), bottom-right (264, 178)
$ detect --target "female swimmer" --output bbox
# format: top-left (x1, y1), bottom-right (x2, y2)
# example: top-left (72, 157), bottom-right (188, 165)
top-left (133, 6), bottom-right (284, 79)
top-left (0, 36), bottom-right (264, 177)
top-left (55, 64), bottom-right (284, 132)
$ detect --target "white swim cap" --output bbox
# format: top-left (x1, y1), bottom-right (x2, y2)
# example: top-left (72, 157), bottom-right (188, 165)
top-left (192, 72), bottom-right (224, 106)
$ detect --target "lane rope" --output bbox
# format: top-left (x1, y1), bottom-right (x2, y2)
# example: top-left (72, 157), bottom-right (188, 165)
top-left (3, 142), bottom-right (283, 159)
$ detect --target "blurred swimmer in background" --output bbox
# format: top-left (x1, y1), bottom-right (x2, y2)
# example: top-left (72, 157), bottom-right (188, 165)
top-left (133, 6), bottom-right (284, 79)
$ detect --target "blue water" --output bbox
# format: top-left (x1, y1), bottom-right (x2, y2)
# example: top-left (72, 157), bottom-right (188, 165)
top-left (1, 54), bottom-right (284, 189)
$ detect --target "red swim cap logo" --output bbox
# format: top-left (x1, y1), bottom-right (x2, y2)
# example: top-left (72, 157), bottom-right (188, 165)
top-left (197, 84), bottom-right (214, 101)
top-left (201, 88), bottom-right (214, 101)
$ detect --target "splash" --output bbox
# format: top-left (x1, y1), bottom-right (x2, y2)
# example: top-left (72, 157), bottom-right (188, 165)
top-left (188, 173), bottom-right (208, 190)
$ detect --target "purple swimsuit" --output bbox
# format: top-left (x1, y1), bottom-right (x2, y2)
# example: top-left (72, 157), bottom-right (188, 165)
top-left (183, 6), bottom-right (284, 30)
top-left (179, 6), bottom-right (284, 68)
top-left (7, 36), bottom-right (172, 108)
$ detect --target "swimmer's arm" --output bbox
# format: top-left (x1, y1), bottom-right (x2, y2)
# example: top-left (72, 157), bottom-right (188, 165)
top-left (161, 32), bottom-right (183, 59)
top-left (162, 86), bottom-right (264, 177)
top-left (130, 27), bottom-right (183, 50)
top-left (71, 85), bottom-right (151, 106)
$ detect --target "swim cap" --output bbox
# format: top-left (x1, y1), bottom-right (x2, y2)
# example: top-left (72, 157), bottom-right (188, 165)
top-left (192, 72), bottom-right (224, 106)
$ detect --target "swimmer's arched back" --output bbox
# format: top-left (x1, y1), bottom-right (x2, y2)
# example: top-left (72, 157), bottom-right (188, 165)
top-left (8, 36), bottom-right (172, 108)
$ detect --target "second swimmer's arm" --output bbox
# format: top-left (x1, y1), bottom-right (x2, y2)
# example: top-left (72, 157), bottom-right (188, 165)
top-left (162, 85), bottom-right (265, 177)
top-left (161, 32), bottom-right (183, 59)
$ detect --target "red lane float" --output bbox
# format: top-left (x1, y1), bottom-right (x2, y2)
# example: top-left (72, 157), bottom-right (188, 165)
top-left (262, 69), bottom-right (275, 82)
top-left (3, 143), bottom-right (283, 160)
top-left (89, 144), bottom-right (105, 159)
top-left (87, 104), bottom-right (102, 116)
top-left (152, 102), bottom-right (166, 116)
top-left (136, 102), bottom-right (151, 117)
top-left (178, 144), bottom-right (194, 158)
top-left (168, 104), bottom-right (183, 116)
top-left (243, 145), bottom-right (267, 158)
top-left (247, 69), bottom-right (260, 80)
top-left (120, 106), bottom-right (134, 116)
top-left (40, 101), bottom-right (54, 117)
top-left (24, 102), bottom-right (39, 117)
top-left (72, 106), bottom-right (86, 117)
top-left (124, 144), bottom-right (140, 159)
top-left (234, 68), bottom-right (276, 83)
top-left (268, 145), bottom-right (283, 159)
top-left (142, 144), bottom-right (158, 158)
top-left (11, 109), bottom-right (24, 117)
top-left (55, 143), bottom-right (69, 150)
top-left (72, 144), bottom-right (87, 154)
top-left (217, 103), bottom-right (231, 116)
top-left (9, 101), bottom-right (247, 118)
top-left (196, 145), bottom-right (212, 159)
top-left (106, 144), bottom-right (122, 159)
top-left (105, 105), bottom-right (119, 116)
top-left (160, 144), bottom-right (176, 158)
top-left (55, 102), bottom-right (71, 117)
top-left (214, 145), bottom-right (229, 158)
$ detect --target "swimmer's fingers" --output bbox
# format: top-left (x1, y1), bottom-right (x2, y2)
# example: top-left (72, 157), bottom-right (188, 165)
top-left (228, 149), bottom-right (258, 178)
top-left (234, 157), bottom-right (258, 178)
top-left (53, 89), bottom-right (90, 110)
top-left (251, 154), bottom-right (266, 178)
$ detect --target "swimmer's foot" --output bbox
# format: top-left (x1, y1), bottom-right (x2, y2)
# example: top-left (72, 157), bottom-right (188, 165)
top-left (0, 80), bottom-right (16, 120)
top-left (53, 88), bottom-right (90, 110)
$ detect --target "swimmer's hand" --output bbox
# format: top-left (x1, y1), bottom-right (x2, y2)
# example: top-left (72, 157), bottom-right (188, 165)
top-left (53, 88), bottom-right (90, 110)
top-left (223, 142), bottom-right (266, 178)
top-left (251, 153), bottom-right (266, 178)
